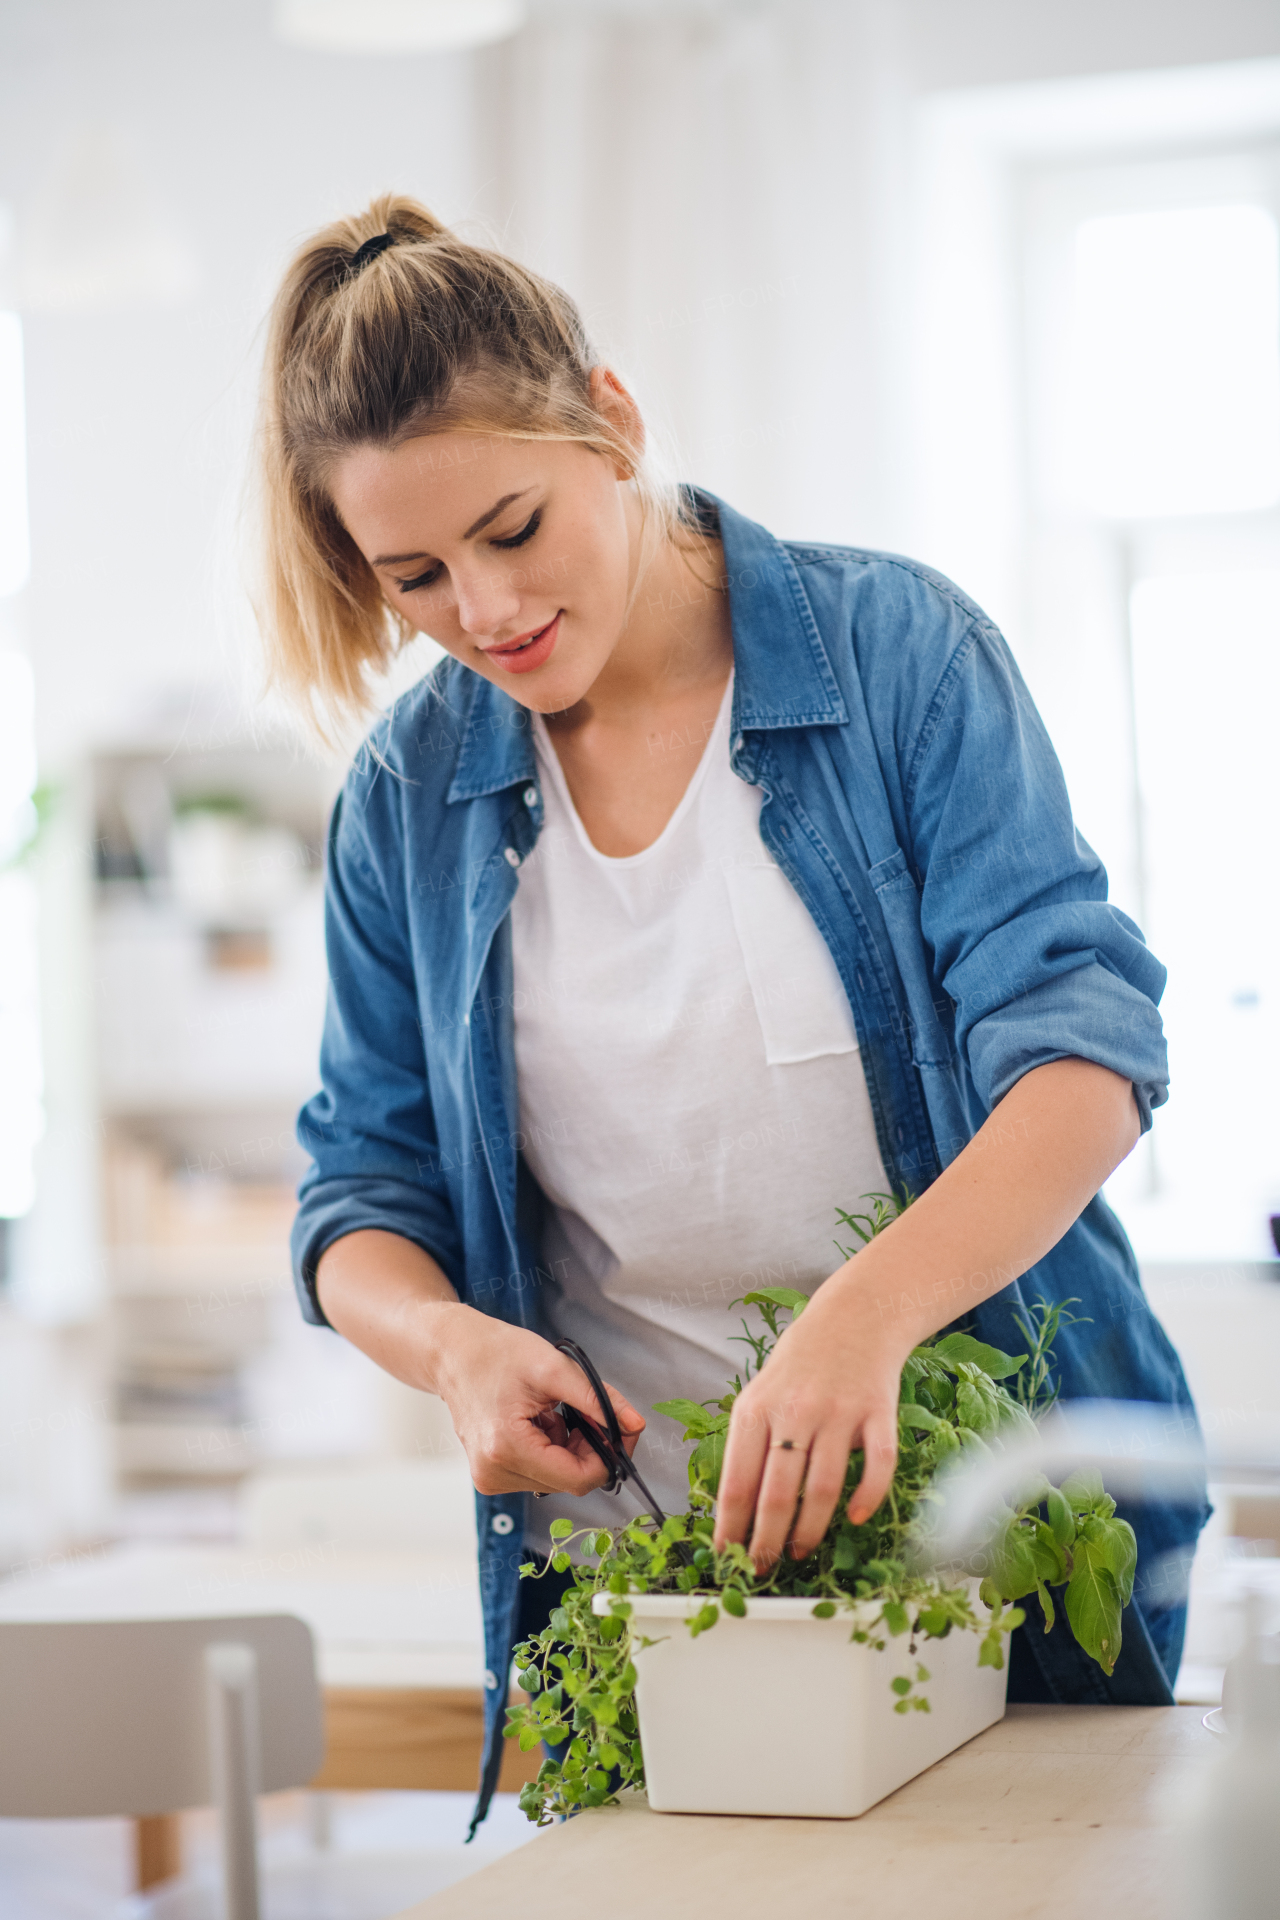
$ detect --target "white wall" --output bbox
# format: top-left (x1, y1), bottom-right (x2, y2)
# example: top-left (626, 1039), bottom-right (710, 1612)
top-left (3, 0), bottom-right (1279, 1550)
top-left (0, 0), bottom-right (479, 770)
top-left (461, 0), bottom-right (1280, 573)
top-left (4, 0), bottom-right (1279, 763)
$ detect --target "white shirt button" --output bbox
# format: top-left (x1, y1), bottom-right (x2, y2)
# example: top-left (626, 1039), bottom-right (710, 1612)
top-left (504, 846), bottom-right (520, 868)
top-left (483, 1668), bottom-right (499, 1690)
top-left (491, 1512), bottom-right (515, 1535)
top-left (523, 787), bottom-right (538, 808)
top-left (732, 734), bottom-right (745, 756)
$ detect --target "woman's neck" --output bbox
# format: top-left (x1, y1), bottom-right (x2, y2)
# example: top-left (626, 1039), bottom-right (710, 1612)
top-left (551, 491), bottom-right (733, 732)
top-left (540, 493), bottom-right (735, 856)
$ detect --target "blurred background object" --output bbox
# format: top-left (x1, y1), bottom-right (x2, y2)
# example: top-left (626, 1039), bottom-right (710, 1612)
top-left (272, 0), bottom-right (529, 55)
top-left (1, 0), bottom-right (1279, 1906)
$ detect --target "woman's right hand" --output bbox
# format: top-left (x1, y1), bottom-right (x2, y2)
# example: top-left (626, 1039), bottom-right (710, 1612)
top-left (315, 1229), bottom-right (644, 1497)
top-left (427, 1298), bottom-right (644, 1495)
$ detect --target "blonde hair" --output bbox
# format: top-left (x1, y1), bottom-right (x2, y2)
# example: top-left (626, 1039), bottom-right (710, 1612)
top-left (256, 192), bottom-right (698, 738)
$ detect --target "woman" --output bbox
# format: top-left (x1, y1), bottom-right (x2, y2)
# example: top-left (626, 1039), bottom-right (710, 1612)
top-left (262, 196), bottom-right (1207, 1831)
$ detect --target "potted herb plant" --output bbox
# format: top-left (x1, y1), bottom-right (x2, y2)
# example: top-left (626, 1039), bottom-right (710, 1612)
top-left (507, 1195), bottom-right (1136, 1822)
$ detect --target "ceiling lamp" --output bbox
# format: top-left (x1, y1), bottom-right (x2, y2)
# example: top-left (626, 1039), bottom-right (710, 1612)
top-left (273, 0), bottom-right (527, 54)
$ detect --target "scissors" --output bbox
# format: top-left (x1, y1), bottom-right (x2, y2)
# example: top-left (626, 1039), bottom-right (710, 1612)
top-left (547, 1336), bottom-right (673, 1530)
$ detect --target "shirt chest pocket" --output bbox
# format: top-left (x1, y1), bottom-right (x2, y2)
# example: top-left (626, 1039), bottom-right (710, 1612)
top-left (724, 864), bottom-right (861, 1065)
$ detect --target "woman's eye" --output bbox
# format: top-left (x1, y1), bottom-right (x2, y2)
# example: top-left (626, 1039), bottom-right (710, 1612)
top-left (395, 565), bottom-right (442, 593)
top-left (391, 509), bottom-right (541, 591)
top-left (491, 510), bottom-right (542, 551)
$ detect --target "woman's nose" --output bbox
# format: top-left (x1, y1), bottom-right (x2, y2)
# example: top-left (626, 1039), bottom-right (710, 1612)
top-left (451, 564), bottom-right (521, 638)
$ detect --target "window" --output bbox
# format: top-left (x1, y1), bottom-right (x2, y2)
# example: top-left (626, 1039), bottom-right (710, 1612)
top-left (1070, 206), bottom-right (1280, 520)
top-left (1021, 155), bottom-right (1280, 1260)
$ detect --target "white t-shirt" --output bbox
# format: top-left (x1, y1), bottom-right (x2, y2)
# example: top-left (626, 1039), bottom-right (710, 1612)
top-left (511, 676), bottom-right (889, 1553)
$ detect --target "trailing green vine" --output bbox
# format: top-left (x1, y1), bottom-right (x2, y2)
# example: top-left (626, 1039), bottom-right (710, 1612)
top-left (506, 1193), bottom-right (1133, 1825)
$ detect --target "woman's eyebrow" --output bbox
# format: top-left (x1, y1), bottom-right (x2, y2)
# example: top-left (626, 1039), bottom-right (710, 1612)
top-left (372, 489), bottom-right (534, 568)
top-left (462, 488), bottom-right (532, 539)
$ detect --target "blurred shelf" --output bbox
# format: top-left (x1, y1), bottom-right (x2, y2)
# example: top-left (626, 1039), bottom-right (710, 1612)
top-left (108, 1244), bottom-right (294, 1296)
top-left (113, 1422), bottom-right (258, 1479)
top-left (88, 741), bottom-right (333, 1503)
top-left (94, 887), bottom-right (327, 1114)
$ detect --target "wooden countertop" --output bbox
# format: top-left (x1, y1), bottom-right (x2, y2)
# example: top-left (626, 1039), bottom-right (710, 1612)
top-left (397, 1703), bottom-right (1212, 1920)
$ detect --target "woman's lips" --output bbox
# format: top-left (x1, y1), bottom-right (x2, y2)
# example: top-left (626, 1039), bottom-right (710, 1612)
top-left (483, 611), bottom-right (561, 675)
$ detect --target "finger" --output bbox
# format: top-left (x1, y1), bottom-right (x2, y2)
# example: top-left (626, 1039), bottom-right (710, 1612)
top-left (788, 1434), bottom-right (853, 1560)
top-left (531, 1407), bottom-right (570, 1448)
top-left (600, 1381), bottom-right (646, 1439)
top-left (479, 1407), bottom-right (613, 1497)
top-left (468, 1449), bottom-right (575, 1497)
top-left (525, 1417), bottom-right (616, 1491)
top-left (534, 1346), bottom-right (643, 1427)
top-left (847, 1408), bottom-right (899, 1526)
top-left (747, 1442), bottom-right (811, 1571)
top-left (532, 1347), bottom-right (623, 1418)
top-left (712, 1398), bottom-right (771, 1550)
top-left (577, 1380), bottom-right (647, 1458)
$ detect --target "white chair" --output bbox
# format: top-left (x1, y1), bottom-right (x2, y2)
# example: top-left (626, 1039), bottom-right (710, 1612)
top-left (0, 1614), bottom-right (324, 1920)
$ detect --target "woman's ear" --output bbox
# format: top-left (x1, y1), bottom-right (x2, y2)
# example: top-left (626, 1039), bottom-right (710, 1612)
top-left (589, 365), bottom-right (646, 475)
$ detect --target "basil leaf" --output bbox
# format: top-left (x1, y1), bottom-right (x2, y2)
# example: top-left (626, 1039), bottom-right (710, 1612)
top-left (956, 1373), bottom-right (1002, 1435)
top-left (1060, 1467), bottom-right (1107, 1511)
top-left (1028, 1519), bottom-right (1069, 1588)
top-left (982, 1511), bottom-right (1041, 1600)
top-left (1087, 1513), bottom-right (1138, 1608)
top-left (930, 1332), bottom-right (1028, 1380)
top-left (1045, 1485), bottom-right (1076, 1548)
top-left (1065, 1545), bottom-right (1123, 1675)
top-left (898, 1402), bottom-right (942, 1431)
top-left (1034, 1578), bottom-right (1056, 1635)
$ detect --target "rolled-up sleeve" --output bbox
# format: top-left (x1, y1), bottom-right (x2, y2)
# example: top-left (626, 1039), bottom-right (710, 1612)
top-left (907, 618), bottom-right (1169, 1130)
top-left (290, 781), bottom-right (462, 1326)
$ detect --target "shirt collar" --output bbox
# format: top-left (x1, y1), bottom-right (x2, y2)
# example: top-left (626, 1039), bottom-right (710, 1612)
top-left (446, 487), bottom-right (845, 804)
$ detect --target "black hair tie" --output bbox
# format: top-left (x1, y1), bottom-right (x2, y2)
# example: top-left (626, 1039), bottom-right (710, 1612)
top-left (348, 231), bottom-right (395, 274)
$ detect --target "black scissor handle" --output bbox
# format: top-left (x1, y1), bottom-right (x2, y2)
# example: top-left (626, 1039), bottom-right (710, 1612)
top-left (552, 1336), bottom-right (673, 1528)
top-left (554, 1338), bottom-right (623, 1491)
top-left (560, 1401), bottom-right (623, 1493)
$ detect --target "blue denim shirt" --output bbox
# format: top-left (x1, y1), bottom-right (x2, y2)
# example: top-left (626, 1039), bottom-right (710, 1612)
top-left (291, 492), bottom-right (1206, 1827)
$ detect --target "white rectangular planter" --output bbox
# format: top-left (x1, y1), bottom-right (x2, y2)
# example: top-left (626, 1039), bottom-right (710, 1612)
top-left (594, 1588), bottom-right (1007, 1818)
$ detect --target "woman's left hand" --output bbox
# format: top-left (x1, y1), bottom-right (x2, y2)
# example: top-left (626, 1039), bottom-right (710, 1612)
top-left (711, 1265), bottom-right (908, 1572)
top-left (711, 1061), bottom-right (1146, 1571)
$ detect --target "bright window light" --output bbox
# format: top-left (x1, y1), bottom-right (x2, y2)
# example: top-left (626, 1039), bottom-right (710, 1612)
top-left (0, 312), bottom-right (30, 597)
top-left (1107, 570), bottom-right (1280, 1259)
top-left (1069, 205), bottom-right (1280, 519)
top-left (0, 649), bottom-right (42, 1218)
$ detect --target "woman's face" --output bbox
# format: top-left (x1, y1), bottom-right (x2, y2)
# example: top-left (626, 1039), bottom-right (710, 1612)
top-left (328, 412), bottom-right (638, 713)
